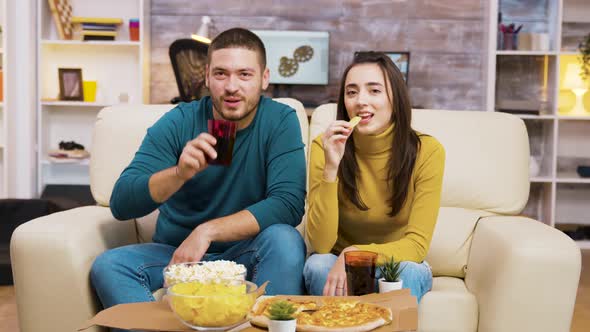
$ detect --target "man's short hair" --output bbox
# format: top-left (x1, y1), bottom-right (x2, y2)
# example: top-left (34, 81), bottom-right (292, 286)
top-left (207, 28), bottom-right (267, 69)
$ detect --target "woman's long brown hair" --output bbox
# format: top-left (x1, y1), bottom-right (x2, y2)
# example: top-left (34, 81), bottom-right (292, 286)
top-left (337, 52), bottom-right (420, 217)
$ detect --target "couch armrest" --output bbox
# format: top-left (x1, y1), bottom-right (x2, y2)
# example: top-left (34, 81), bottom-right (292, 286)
top-left (10, 206), bottom-right (138, 332)
top-left (465, 216), bottom-right (581, 332)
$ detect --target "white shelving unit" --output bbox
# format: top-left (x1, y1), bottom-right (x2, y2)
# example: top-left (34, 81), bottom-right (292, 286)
top-left (36, 0), bottom-right (150, 194)
top-left (0, 0), bottom-right (6, 198)
top-left (486, 0), bottom-right (590, 247)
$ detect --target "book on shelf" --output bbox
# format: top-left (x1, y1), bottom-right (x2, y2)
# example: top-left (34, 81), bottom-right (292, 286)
top-left (71, 17), bottom-right (122, 41)
top-left (74, 29), bottom-right (118, 41)
top-left (71, 17), bottom-right (123, 25)
top-left (81, 23), bottom-right (118, 31)
top-left (72, 24), bottom-right (119, 41)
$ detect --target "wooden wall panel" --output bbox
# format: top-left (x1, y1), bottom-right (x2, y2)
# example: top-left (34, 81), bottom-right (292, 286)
top-left (150, 0), bottom-right (486, 110)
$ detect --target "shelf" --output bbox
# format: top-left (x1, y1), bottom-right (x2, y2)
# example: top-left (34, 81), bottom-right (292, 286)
top-left (557, 115), bottom-right (590, 121)
top-left (42, 177), bottom-right (90, 186)
top-left (42, 159), bottom-right (90, 166)
top-left (517, 114), bottom-right (555, 120)
top-left (41, 101), bottom-right (111, 108)
top-left (560, 51), bottom-right (580, 56)
top-left (576, 241), bottom-right (590, 250)
top-left (556, 172), bottom-right (590, 184)
top-left (530, 177), bottom-right (554, 183)
top-left (41, 40), bottom-right (141, 47)
top-left (41, 159), bottom-right (91, 186)
top-left (496, 50), bottom-right (557, 56)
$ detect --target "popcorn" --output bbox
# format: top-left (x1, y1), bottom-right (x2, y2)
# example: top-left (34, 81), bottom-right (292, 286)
top-left (164, 260), bottom-right (247, 286)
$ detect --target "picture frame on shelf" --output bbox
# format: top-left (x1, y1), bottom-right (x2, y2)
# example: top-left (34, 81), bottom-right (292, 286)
top-left (58, 68), bottom-right (84, 101)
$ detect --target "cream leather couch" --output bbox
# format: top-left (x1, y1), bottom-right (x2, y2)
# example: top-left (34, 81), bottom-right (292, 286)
top-left (11, 99), bottom-right (581, 332)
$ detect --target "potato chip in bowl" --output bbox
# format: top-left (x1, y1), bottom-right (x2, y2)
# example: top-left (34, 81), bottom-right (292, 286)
top-left (167, 280), bottom-right (257, 330)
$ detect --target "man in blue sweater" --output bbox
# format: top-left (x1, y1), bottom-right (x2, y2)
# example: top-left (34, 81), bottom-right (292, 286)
top-left (90, 28), bottom-right (307, 311)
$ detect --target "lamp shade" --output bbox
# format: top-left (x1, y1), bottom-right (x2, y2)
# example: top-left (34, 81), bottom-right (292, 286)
top-left (192, 16), bottom-right (212, 44)
top-left (563, 63), bottom-right (586, 90)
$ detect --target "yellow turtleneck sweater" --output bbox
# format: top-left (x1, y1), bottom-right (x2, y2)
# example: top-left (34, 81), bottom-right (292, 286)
top-left (306, 124), bottom-right (445, 262)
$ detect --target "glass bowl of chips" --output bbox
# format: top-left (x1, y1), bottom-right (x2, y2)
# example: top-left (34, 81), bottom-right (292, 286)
top-left (167, 280), bottom-right (258, 330)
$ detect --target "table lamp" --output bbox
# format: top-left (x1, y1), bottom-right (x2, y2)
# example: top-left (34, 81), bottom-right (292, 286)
top-left (563, 63), bottom-right (588, 115)
top-left (192, 16), bottom-right (212, 44)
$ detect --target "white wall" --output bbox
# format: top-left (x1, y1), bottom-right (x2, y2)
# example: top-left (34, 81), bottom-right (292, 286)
top-left (6, 0), bottom-right (37, 198)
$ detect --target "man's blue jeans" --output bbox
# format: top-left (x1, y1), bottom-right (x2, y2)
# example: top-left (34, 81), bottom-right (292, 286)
top-left (303, 253), bottom-right (432, 302)
top-left (90, 224), bottom-right (306, 311)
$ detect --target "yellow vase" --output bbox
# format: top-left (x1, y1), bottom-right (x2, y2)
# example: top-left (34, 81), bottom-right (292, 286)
top-left (83, 81), bottom-right (97, 102)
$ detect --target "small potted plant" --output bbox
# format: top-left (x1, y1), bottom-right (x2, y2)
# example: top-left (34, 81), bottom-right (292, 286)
top-left (378, 256), bottom-right (405, 293)
top-left (267, 300), bottom-right (297, 332)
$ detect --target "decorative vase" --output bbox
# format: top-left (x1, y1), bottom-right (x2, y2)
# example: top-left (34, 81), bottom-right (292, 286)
top-left (378, 278), bottom-right (403, 293)
top-left (269, 319), bottom-right (297, 332)
top-left (530, 156), bottom-right (541, 177)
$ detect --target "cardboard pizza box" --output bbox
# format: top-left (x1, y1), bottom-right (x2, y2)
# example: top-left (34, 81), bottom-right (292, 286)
top-left (79, 289), bottom-right (417, 332)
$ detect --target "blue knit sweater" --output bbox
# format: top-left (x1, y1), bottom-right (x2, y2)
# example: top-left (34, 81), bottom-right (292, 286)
top-left (110, 96), bottom-right (306, 252)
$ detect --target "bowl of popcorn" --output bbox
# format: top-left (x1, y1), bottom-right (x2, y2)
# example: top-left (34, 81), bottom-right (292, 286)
top-left (167, 280), bottom-right (258, 330)
top-left (163, 260), bottom-right (247, 287)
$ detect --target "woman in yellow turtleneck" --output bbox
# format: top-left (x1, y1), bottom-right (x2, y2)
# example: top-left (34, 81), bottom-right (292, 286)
top-left (303, 52), bottom-right (445, 302)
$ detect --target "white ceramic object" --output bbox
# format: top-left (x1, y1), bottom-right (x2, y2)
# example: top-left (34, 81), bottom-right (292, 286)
top-left (269, 319), bottom-right (297, 332)
top-left (378, 278), bottom-right (403, 293)
top-left (530, 156), bottom-right (541, 177)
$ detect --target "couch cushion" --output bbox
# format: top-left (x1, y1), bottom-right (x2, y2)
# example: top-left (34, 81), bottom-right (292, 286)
top-left (309, 104), bottom-right (530, 215)
top-left (426, 207), bottom-right (494, 278)
top-left (419, 277), bottom-right (478, 332)
top-left (91, 99), bottom-right (309, 207)
top-left (91, 104), bottom-right (174, 206)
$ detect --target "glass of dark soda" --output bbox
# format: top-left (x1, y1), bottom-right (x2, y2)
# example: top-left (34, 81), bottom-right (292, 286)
top-left (207, 119), bottom-right (237, 166)
top-left (344, 251), bottom-right (378, 296)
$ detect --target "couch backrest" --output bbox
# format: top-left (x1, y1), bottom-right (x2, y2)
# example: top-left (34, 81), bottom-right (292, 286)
top-left (309, 104), bottom-right (530, 214)
top-left (90, 98), bottom-right (309, 207)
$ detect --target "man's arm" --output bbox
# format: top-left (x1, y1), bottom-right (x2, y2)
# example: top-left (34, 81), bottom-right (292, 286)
top-left (170, 210), bottom-right (260, 264)
top-left (244, 107), bottom-right (307, 230)
top-left (110, 108), bottom-right (184, 220)
top-left (149, 133), bottom-right (217, 203)
top-left (148, 166), bottom-right (185, 203)
top-left (110, 104), bottom-right (217, 219)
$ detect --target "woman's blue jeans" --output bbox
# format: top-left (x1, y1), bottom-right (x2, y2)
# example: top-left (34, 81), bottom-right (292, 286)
top-left (303, 253), bottom-right (432, 302)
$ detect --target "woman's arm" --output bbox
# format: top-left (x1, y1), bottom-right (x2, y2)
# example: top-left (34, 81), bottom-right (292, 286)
top-left (306, 137), bottom-right (341, 253)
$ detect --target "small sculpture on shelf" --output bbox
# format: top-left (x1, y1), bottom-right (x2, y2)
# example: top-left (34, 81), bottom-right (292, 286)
top-left (47, 0), bottom-right (74, 40)
top-left (48, 140), bottom-right (90, 162)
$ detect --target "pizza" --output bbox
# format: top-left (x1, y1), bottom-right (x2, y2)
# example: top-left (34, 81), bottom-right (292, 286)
top-left (248, 297), bottom-right (392, 332)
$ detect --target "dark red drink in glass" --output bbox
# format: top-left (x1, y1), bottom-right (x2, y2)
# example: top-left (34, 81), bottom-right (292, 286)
top-left (344, 251), bottom-right (377, 296)
top-left (207, 119), bottom-right (237, 166)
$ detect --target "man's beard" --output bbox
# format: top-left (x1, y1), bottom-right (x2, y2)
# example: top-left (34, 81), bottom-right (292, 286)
top-left (212, 95), bottom-right (255, 122)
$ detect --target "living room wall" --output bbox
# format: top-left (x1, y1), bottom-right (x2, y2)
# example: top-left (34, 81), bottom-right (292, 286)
top-left (150, 0), bottom-right (487, 110)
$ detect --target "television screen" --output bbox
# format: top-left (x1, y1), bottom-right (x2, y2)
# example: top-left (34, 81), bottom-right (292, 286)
top-left (252, 30), bottom-right (330, 85)
top-left (354, 51), bottom-right (410, 84)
